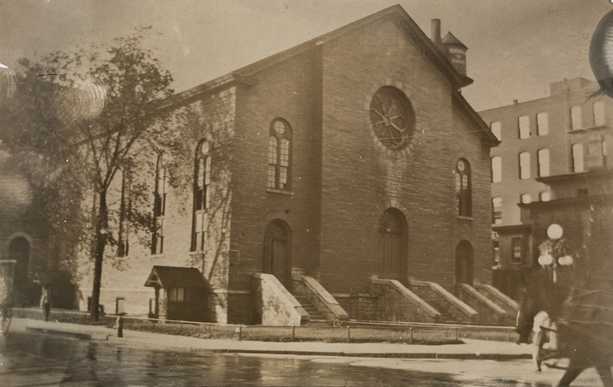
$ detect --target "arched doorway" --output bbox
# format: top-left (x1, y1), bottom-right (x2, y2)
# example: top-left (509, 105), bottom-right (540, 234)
top-left (9, 236), bottom-right (31, 304)
top-left (455, 240), bottom-right (474, 285)
top-left (263, 220), bottom-right (291, 287)
top-left (379, 208), bottom-right (407, 281)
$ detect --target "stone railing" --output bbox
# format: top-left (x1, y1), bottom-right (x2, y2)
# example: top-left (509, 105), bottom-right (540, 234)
top-left (475, 283), bottom-right (519, 315)
top-left (251, 273), bottom-right (308, 326)
top-left (370, 277), bottom-right (441, 323)
top-left (456, 283), bottom-right (509, 325)
top-left (292, 274), bottom-right (349, 323)
top-left (409, 279), bottom-right (478, 323)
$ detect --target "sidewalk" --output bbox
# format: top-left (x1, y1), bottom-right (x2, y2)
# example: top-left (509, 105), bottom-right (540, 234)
top-left (11, 318), bottom-right (532, 360)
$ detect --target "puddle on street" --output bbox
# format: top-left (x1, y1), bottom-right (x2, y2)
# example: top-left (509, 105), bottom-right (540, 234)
top-left (0, 332), bottom-right (562, 386)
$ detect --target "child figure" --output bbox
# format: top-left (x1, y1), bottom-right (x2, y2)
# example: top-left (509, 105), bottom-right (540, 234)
top-left (40, 284), bottom-right (50, 322)
top-left (532, 309), bottom-right (558, 371)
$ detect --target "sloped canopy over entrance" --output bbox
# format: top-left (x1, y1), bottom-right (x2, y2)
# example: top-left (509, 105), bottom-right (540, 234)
top-left (144, 266), bottom-right (207, 289)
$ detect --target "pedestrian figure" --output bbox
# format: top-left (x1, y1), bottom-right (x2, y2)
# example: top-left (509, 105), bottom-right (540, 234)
top-left (40, 283), bottom-right (50, 321)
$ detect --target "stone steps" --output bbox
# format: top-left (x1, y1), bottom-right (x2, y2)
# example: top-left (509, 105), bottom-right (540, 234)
top-left (294, 295), bottom-right (326, 321)
top-left (408, 280), bottom-right (478, 324)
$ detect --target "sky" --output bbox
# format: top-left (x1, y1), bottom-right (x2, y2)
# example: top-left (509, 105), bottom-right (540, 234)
top-left (0, 0), bottom-right (611, 110)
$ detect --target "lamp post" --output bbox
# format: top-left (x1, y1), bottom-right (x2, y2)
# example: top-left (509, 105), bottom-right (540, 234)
top-left (538, 224), bottom-right (574, 284)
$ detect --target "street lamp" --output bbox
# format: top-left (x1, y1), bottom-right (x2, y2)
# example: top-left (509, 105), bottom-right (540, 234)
top-left (538, 224), bottom-right (574, 283)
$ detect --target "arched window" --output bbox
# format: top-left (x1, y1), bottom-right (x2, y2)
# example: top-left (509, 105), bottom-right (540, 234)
top-left (152, 153), bottom-right (166, 255)
top-left (191, 140), bottom-right (211, 251)
top-left (455, 159), bottom-right (472, 217)
top-left (118, 169), bottom-right (131, 257)
top-left (267, 119), bottom-right (291, 190)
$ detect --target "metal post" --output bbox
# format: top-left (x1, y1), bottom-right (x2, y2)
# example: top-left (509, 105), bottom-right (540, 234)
top-left (347, 326), bottom-right (351, 342)
top-left (116, 315), bottom-right (124, 338)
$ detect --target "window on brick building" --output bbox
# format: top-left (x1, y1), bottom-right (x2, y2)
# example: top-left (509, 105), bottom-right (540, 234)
top-left (168, 287), bottom-right (185, 303)
top-left (594, 101), bottom-right (606, 127)
top-left (492, 196), bottom-right (503, 225)
top-left (520, 193), bottom-right (532, 204)
top-left (191, 140), bottom-right (211, 252)
top-left (537, 148), bottom-right (550, 177)
top-left (117, 169), bottom-right (131, 257)
top-left (267, 119), bottom-right (292, 190)
top-left (572, 143), bottom-right (584, 172)
top-left (491, 156), bottom-right (502, 183)
top-left (519, 152), bottom-right (531, 179)
top-left (571, 105), bottom-right (583, 130)
top-left (152, 153), bottom-right (166, 255)
top-left (537, 112), bottom-right (549, 136)
top-left (490, 121), bottom-right (502, 141)
top-left (454, 159), bottom-right (472, 217)
top-left (511, 237), bottom-right (524, 264)
top-left (539, 191), bottom-right (551, 202)
top-left (518, 115), bottom-right (530, 139)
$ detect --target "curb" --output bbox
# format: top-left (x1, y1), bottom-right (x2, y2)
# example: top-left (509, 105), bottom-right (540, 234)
top-left (25, 325), bottom-right (531, 361)
top-left (26, 326), bottom-right (93, 341)
top-left (202, 349), bottom-right (532, 360)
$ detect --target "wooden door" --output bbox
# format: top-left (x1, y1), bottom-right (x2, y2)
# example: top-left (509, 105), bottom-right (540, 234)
top-left (263, 221), bottom-right (290, 287)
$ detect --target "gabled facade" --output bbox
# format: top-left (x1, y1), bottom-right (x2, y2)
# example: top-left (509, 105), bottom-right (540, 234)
top-left (78, 5), bottom-right (498, 324)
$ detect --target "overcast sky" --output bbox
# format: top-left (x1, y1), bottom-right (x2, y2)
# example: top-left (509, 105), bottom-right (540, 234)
top-left (0, 0), bottom-right (610, 110)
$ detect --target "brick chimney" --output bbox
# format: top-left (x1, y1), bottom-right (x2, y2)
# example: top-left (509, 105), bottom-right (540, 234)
top-left (431, 19), bottom-right (442, 45)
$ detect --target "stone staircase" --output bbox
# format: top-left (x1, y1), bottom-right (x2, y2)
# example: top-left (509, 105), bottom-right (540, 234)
top-left (293, 294), bottom-right (327, 321)
top-left (409, 280), bottom-right (478, 324)
top-left (475, 283), bottom-right (519, 316)
top-left (456, 283), bottom-right (509, 325)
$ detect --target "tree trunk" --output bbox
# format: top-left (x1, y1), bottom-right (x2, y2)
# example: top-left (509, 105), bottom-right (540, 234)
top-left (90, 190), bottom-right (109, 321)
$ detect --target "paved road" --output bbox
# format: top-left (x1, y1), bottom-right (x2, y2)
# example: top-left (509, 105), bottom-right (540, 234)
top-left (0, 332), bottom-right (606, 386)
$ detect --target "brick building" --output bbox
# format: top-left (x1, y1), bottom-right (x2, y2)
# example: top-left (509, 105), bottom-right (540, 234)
top-left (0, 147), bottom-right (46, 307)
top-left (521, 169), bottom-right (613, 291)
top-left (78, 6), bottom-right (506, 325)
top-left (480, 78), bottom-right (613, 297)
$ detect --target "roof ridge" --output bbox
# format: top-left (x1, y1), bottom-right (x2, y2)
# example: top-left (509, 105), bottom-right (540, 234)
top-left (162, 4), bottom-right (471, 108)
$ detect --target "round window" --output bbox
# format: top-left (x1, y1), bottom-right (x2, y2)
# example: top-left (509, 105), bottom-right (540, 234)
top-left (369, 86), bottom-right (416, 149)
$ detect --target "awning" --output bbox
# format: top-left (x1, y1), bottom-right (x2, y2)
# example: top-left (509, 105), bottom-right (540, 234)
top-left (144, 266), bottom-right (208, 288)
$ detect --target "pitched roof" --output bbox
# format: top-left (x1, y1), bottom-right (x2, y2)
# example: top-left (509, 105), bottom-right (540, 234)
top-left (453, 91), bottom-right (500, 145)
top-left (442, 32), bottom-right (467, 49)
top-left (161, 4), bottom-right (473, 110)
top-left (144, 265), bottom-right (208, 288)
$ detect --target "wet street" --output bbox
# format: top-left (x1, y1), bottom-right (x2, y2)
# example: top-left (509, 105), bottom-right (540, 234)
top-left (0, 332), bottom-right (606, 386)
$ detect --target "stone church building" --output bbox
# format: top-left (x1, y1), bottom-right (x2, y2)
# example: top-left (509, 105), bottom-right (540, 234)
top-left (78, 5), bottom-right (515, 325)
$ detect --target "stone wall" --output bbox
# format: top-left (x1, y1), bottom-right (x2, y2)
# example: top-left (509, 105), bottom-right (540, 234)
top-left (251, 273), bottom-right (308, 326)
top-left (229, 49), bottom-right (322, 294)
top-left (370, 278), bottom-right (440, 323)
top-left (334, 293), bottom-right (378, 321)
top-left (76, 87), bottom-right (236, 322)
top-left (456, 283), bottom-right (508, 325)
top-left (316, 18), bottom-right (493, 294)
top-left (410, 280), bottom-right (478, 323)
